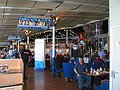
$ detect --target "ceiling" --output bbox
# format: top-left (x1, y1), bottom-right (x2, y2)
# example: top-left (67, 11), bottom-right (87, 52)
top-left (0, 0), bottom-right (109, 41)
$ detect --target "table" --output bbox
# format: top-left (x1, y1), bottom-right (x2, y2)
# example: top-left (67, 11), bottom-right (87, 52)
top-left (83, 71), bottom-right (109, 88)
top-left (83, 71), bottom-right (109, 76)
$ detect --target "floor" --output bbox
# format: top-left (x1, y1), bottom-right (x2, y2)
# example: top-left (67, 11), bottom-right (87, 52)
top-left (24, 68), bottom-right (92, 90)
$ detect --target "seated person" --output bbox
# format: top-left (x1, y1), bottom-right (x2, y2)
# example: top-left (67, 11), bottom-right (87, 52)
top-left (64, 53), bottom-right (70, 62)
top-left (103, 55), bottom-right (110, 70)
top-left (94, 55), bottom-right (102, 62)
top-left (93, 55), bottom-right (104, 70)
top-left (74, 57), bottom-right (91, 90)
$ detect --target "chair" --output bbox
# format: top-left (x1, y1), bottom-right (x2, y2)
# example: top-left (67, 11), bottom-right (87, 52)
top-left (100, 81), bottom-right (109, 90)
top-left (63, 63), bottom-right (74, 82)
top-left (70, 59), bottom-right (78, 81)
top-left (103, 62), bottom-right (109, 70)
top-left (93, 85), bottom-right (100, 90)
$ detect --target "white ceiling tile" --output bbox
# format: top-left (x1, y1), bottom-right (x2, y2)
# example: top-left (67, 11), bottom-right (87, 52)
top-left (0, 20), bottom-right (2, 22)
top-left (100, 13), bottom-right (109, 17)
top-left (102, 1), bottom-right (109, 6)
top-left (85, 0), bottom-right (108, 6)
top-left (48, 9), bottom-right (65, 16)
top-left (5, 8), bottom-right (12, 13)
top-left (26, 9), bottom-right (46, 14)
top-left (0, 15), bottom-right (3, 18)
top-left (64, 0), bottom-right (86, 3)
top-left (34, 2), bottom-right (59, 9)
top-left (3, 23), bottom-right (17, 25)
top-left (3, 15), bottom-right (18, 19)
top-left (0, 9), bottom-right (4, 13)
top-left (3, 20), bottom-right (17, 23)
top-left (7, 0), bottom-right (35, 7)
top-left (57, 3), bottom-right (79, 10)
top-left (5, 9), bottom-right (26, 14)
top-left (94, 7), bottom-right (108, 12)
top-left (0, 0), bottom-right (6, 6)
top-left (92, 13), bottom-right (104, 16)
top-left (76, 4), bottom-right (97, 11)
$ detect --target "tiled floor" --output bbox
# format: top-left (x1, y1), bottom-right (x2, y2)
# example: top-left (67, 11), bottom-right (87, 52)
top-left (24, 68), bottom-right (92, 90)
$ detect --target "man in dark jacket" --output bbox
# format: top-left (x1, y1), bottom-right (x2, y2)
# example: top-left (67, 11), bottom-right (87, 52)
top-left (74, 57), bottom-right (91, 90)
top-left (20, 44), bottom-right (31, 79)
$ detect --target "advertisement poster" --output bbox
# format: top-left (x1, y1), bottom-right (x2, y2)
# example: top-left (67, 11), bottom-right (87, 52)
top-left (34, 39), bottom-right (45, 70)
top-left (18, 17), bottom-right (53, 30)
top-left (8, 34), bottom-right (23, 40)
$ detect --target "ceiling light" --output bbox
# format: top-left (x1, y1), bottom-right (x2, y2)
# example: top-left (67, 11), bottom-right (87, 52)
top-left (47, 9), bottom-right (52, 13)
top-left (56, 17), bottom-right (59, 21)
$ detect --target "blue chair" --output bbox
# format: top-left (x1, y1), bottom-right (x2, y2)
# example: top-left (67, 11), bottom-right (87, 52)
top-left (93, 85), bottom-right (100, 90)
top-left (71, 59), bottom-right (76, 64)
top-left (100, 81), bottom-right (109, 90)
top-left (63, 63), bottom-right (74, 82)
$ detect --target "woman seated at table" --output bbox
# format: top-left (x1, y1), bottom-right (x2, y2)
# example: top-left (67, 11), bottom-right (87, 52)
top-left (93, 55), bottom-right (104, 70)
top-left (103, 55), bottom-right (110, 76)
top-left (74, 57), bottom-right (91, 90)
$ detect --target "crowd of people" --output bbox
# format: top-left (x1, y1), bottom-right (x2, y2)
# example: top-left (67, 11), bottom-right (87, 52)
top-left (72, 47), bottom-right (110, 90)
top-left (0, 46), bottom-right (35, 69)
top-left (0, 48), bottom-right (19, 59)
top-left (0, 44), bottom-right (109, 89)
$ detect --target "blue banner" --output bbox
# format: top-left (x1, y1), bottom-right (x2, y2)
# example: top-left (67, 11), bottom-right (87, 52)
top-left (8, 34), bottom-right (23, 40)
top-left (18, 17), bottom-right (53, 30)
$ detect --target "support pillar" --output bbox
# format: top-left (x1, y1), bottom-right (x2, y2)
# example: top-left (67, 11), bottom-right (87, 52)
top-left (52, 25), bottom-right (55, 77)
top-left (66, 29), bottom-right (68, 47)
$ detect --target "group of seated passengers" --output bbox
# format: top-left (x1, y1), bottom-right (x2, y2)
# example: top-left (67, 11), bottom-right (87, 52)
top-left (73, 55), bottom-right (109, 89)
top-left (72, 51), bottom-right (110, 71)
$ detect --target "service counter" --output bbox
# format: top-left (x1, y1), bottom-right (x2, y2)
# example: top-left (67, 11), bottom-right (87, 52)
top-left (0, 59), bottom-right (23, 90)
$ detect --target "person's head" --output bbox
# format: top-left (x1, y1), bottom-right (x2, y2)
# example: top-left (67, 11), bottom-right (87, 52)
top-left (25, 44), bottom-right (29, 50)
top-left (98, 47), bottom-right (102, 51)
top-left (78, 57), bottom-right (84, 64)
top-left (103, 55), bottom-right (107, 61)
top-left (10, 48), bottom-right (13, 50)
top-left (96, 55), bottom-right (100, 59)
top-left (104, 50), bottom-right (107, 54)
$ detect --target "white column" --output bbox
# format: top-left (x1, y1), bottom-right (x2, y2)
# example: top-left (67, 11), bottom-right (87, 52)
top-left (12, 43), bottom-right (14, 50)
top-left (52, 26), bottom-right (55, 58)
top-left (95, 23), bottom-right (99, 50)
top-left (110, 0), bottom-right (120, 90)
top-left (18, 40), bottom-right (20, 52)
top-left (95, 23), bottom-right (98, 35)
top-left (47, 35), bottom-right (48, 43)
top-left (27, 36), bottom-right (29, 44)
top-left (66, 29), bottom-right (68, 46)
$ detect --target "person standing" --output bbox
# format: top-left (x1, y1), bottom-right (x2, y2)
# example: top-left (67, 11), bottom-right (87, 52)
top-left (98, 47), bottom-right (105, 59)
top-left (7, 48), bottom-right (13, 59)
top-left (74, 57), bottom-right (91, 90)
top-left (20, 44), bottom-right (31, 79)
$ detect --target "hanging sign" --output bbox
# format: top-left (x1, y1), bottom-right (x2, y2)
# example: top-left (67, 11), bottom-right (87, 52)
top-left (18, 17), bottom-right (53, 30)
